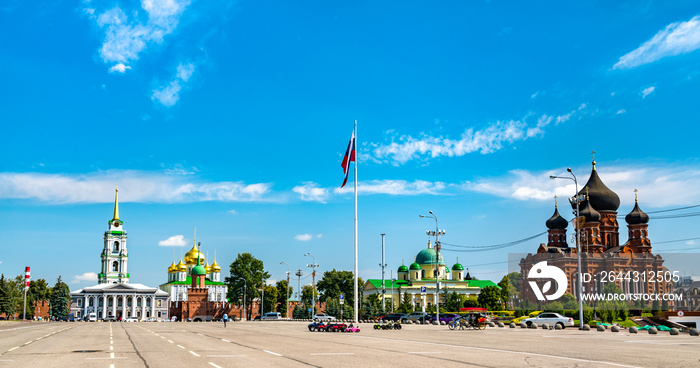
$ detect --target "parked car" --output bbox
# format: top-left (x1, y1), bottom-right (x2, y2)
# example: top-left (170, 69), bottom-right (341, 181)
top-left (313, 313), bottom-right (337, 321)
top-left (522, 312), bottom-right (574, 329)
top-left (379, 313), bottom-right (408, 322)
top-left (125, 317), bottom-right (139, 322)
top-left (145, 317), bottom-right (158, 322)
top-left (261, 312), bottom-right (281, 320)
top-left (403, 312), bottom-right (429, 323)
top-left (308, 321), bottom-right (329, 332)
top-left (103, 315), bottom-right (117, 322)
top-left (253, 315), bottom-right (261, 321)
top-left (428, 313), bottom-right (460, 324)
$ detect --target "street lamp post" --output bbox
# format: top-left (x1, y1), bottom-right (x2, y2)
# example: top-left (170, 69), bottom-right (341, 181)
top-left (237, 278), bottom-right (247, 321)
top-left (281, 261), bottom-right (290, 319)
top-left (305, 252), bottom-right (319, 318)
top-left (550, 168), bottom-right (585, 329)
top-left (380, 234), bottom-right (387, 313)
top-left (261, 272), bottom-right (265, 317)
top-left (420, 211), bottom-right (445, 324)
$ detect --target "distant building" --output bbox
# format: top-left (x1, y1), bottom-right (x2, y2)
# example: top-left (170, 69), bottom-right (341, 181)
top-left (364, 238), bottom-right (499, 312)
top-left (161, 238), bottom-right (235, 321)
top-left (518, 156), bottom-right (673, 306)
top-left (70, 188), bottom-right (169, 320)
top-left (676, 276), bottom-right (700, 311)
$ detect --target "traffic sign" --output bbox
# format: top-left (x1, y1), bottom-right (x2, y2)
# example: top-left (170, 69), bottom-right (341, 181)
top-left (678, 310), bottom-right (684, 317)
top-left (339, 294), bottom-right (344, 300)
top-left (420, 286), bottom-right (427, 293)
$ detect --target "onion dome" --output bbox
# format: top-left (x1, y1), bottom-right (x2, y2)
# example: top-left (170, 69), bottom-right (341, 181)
top-left (210, 260), bottom-right (222, 273)
top-left (465, 269), bottom-right (473, 280)
top-left (398, 264), bottom-right (409, 273)
top-left (625, 192), bottom-right (649, 224)
top-left (452, 263), bottom-right (464, 271)
top-left (176, 260), bottom-right (187, 272)
top-left (184, 244), bottom-right (205, 265)
top-left (409, 262), bottom-right (421, 271)
top-left (573, 157), bottom-right (620, 212)
top-left (167, 261), bottom-right (178, 273)
top-left (204, 262), bottom-right (212, 274)
top-left (191, 264), bottom-right (206, 276)
top-left (579, 197), bottom-right (601, 222)
top-left (415, 248), bottom-right (447, 266)
top-left (546, 207), bottom-right (568, 230)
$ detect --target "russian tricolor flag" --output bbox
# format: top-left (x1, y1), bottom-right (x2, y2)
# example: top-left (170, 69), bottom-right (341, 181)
top-left (340, 129), bottom-right (356, 188)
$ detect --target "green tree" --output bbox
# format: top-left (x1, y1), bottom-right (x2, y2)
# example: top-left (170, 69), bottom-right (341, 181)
top-left (362, 294), bottom-right (381, 318)
top-left (262, 284), bottom-right (277, 314)
top-left (506, 271), bottom-right (521, 291)
top-left (49, 276), bottom-right (70, 320)
top-left (396, 291), bottom-right (413, 314)
top-left (498, 275), bottom-right (513, 310)
top-left (559, 293), bottom-right (578, 310)
top-left (463, 295), bottom-right (479, 308)
top-left (275, 280), bottom-right (293, 317)
top-left (316, 270), bottom-right (356, 307)
top-left (225, 253), bottom-right (269, 320)
top-left (477, 286), bottom-right (502, 310)
top-left (443, 289), bottom-right (463, 312)
top-left (301, 284), bottom-right (318, 312)
top-left (0, 275), bottom-right (18, 318)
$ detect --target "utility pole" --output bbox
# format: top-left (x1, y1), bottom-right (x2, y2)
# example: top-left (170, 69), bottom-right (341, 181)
top-left (261, 272), bottom-right (265, 317)
top-left (305, 253), bottom-right (318, 318)
top-left (23, 267), bottom-right (30, 321)
top-left (295, 269), bottom-right (303, 317)
top-left (380, 234), bottom-right (386, 312)
top-left (281, 261), bottom-right (290, 319)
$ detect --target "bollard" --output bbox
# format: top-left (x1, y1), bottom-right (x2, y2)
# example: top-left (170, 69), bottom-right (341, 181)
top-left (629, 327), bottom-right (638, 334)
top-left (611, 326), bottom-right (619, 332)
top-left (581, 324), bottom-right (591, 331)
top-left (509, 322), bottom-right (516, 328)
top-left (648, 327), bottom-right (658, 334)
top-left (596, 325), bottom-right (605, 332)
top-left (688, 328), bottom-right (699, 336)
top-left (670, 328), bottom-right (679, 336)
top-left (542, 323), bottom-right (550, 330)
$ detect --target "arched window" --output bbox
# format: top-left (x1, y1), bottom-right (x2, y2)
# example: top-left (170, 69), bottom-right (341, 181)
top-left (606, 234), bottom-right (611, 246)
top-left (112, 261), bottom-right (119, 272)
top-left (421, 269), bottom-right (425, 278)
top-left (113, 241), bottom-right (119, 252)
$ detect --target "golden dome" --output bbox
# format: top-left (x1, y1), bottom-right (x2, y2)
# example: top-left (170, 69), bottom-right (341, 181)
top-left (204, 262), bottom-right (212, 274)
top-left (176, 260), bottom-right (187, 272)
top-left (184, 244), bottom-right (205, 265)
top-left (210, 260), bottom-right (221, 273)
top-left (167, 261), bottom-right (177, 273)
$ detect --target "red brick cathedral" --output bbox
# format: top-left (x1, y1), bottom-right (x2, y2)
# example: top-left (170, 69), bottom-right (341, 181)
top-left (519, 156), bottom-right (673, 306)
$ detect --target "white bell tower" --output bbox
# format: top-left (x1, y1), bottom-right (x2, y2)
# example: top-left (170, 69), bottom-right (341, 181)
top-left (99, 186), bottom-right (129, 284)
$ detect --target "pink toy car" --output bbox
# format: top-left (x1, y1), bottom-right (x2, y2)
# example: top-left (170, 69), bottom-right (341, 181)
top-left (344, 324), bottom-right (360, 333)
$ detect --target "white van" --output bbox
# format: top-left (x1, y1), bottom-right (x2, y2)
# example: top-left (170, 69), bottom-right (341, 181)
top-left (88, 313), bottom-right (97, 322)
top-left (261, 312), bottom-right (281, 320)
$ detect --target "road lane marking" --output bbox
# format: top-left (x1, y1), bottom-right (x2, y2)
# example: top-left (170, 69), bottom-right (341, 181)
top-left (110, 352), bottom-right (114, 359)
top-left (110, 346), bottom-right (113, 350)
top-left (110, 364), bottom-right (114, 368)
top-left (221, 339), bottom-right (231, 343)
top-left (8, 347), bottom-right (19, 352)
top-left (0, 360), bottom-right (13, 362)
top-left (310, 353), bottom-right (354, 356)
top-left (357, 335), bottom-right (644, 368)
top-left (177, 345), bottom-right (186, 349)
top-left (409, 351), bottom-right (442, 354)
top-left (209, 363), bottom-right (222, 368)
top-left (85, 357), bottom-right (126, 360)
top-left (263, 350), bottom-right (283, 357)
top-left (189, 351), bottom-right (200, 357)
top-left (207, 355), bottom-right (246, 357)
top-left (168, 340), bottom-right (174, 343)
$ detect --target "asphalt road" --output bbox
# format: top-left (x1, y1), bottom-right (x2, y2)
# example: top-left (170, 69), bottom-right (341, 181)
top-left (0, 320), bottom-right (698, 367)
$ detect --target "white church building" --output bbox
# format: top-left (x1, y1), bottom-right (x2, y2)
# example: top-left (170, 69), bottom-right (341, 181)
top-left (70, 188), bottom-right (169, 320)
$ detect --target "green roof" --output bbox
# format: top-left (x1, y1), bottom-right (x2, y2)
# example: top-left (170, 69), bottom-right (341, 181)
top-left (409, 262), bottom-right (421, 270)
top-left (191, 265), bottom-right (206, 275)
top-left (398, 265), bottom-right (409, 272)
top-left (467, 280), bottom-right (501, 289)
top-left (452, 263), bottom-right (464, 271)
top-left (166, 276), bottom-right (226, 286)
top-left (366, 279), bottom-right (411, 289)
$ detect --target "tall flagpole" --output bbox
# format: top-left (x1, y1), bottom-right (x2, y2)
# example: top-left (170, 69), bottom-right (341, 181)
top-left (353, 119), bottom-right (359, 323)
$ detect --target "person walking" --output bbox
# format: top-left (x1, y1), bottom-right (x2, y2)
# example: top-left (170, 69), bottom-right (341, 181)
top-left (223, 313), bottom-right (228, 327)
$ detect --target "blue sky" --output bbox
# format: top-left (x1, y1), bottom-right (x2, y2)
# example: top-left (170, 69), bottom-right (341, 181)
top-left (2, 1), bottom-right (700, 293)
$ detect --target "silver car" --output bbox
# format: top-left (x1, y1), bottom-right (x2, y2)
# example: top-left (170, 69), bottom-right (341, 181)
top-left (313, 313), bottom-right (336, 321)
top-left (522, 312), bottom-right (574, 328)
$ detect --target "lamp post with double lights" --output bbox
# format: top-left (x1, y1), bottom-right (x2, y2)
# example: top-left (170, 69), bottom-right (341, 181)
top-left (305, 252), bottom-right (319, 318)
top-left (419, 211), bottom-right (445, 324)
top-left (550, 168), bottom-right (586, 329)
top-left (280, 261), bottom-right (290, 319)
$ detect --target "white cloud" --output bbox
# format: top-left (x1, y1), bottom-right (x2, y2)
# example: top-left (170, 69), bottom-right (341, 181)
top-left (616, 109), bottom-right (627, 115)
top-left (463, 163), bottom-right (700, 208)
top-left (177, 63), bottom-right (195, 82)
top-left (687, 240), bottom-right (697, 245)
top-left (71, 272), bottom-right (98, 284)
top-left (152, 62), bottom-right (196, 107)
top-left (152, 80), bottom-right (181, 107)
top-left (335, 180), bottom-right (446, 196)
top-left (614, 15), bottom-right (700, 69)
top-left (162, 163), bottom-right (197, 175)
top-left (0, 170), bottom-right (273, 204)
top-left (295, 234), bottom-right (313, 241)
top-left (368, 105), bottom-right (585, 165)
top-left (642, 86), bottom-right (656, 98)
top-left (108, 63), bottom-right (131, 73)
top-left (93, 0), bottom-right (191, 66)
top-left (159, 235), bottom-right (186, 246)
top-left (293, 182), bottom-right (329, 203)
top-left (227, 209), bottom-right (238, 215)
